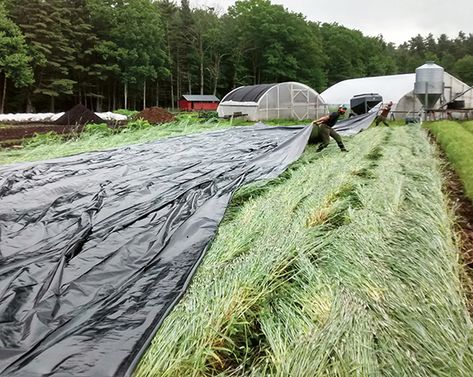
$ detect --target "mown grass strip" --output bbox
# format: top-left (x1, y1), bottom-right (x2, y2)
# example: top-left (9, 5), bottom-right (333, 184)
top-left (425, 121), bottom-right (473, 201)
top-left (135, 126), bottom-right (472, 377)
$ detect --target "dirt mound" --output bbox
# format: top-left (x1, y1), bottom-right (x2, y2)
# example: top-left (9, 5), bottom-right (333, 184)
top-left (136, 107), bottom-right (175, 124)
top-left (55, 104), bottom-right (105, 126)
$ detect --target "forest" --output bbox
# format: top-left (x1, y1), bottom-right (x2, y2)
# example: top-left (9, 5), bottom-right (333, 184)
top-left (1, 0), bottom-right (473, 113)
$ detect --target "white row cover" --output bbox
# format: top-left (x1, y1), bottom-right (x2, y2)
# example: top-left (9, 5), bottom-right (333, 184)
top-left (0, 112), bottom-right (128, 123)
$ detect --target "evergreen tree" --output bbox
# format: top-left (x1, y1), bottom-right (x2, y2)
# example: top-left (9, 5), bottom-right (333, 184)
top-left (7, 0), bottom-right (77, 111)
top-left (156, 0), bottom-right (179, 108)
top-left (87, 0), bottom-right (168, 110)
top-left (0, 3), bottom-right (33, 113)
top-left (177, 0), bottom-right (198, 96)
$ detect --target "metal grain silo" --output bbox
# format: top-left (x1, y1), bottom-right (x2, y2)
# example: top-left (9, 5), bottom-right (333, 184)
top-left (414, 61), bottom-right (444, 109)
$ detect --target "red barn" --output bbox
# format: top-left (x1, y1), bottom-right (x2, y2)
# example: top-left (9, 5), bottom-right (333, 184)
top-left (178, 95), bottom-right (220, 111)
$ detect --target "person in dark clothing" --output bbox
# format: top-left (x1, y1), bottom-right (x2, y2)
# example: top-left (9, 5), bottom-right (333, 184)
top-left (375, 101), bottom-right (393, 126)
top-left (312, 105), bottom-right (348, 152)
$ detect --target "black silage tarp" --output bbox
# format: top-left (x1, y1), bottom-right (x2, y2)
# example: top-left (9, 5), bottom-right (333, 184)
top-left (333, 108), bottom-right (380, 135)
top-left (0, 125), bottom-right (311, 377)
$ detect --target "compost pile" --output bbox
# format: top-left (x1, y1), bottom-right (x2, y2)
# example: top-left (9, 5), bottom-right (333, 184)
top-left (0, 125), bottom-right (310, 377)
top-left (55, 104), bottom-right (105, 125)
top-left (136, 106), bottom-right (175, 124)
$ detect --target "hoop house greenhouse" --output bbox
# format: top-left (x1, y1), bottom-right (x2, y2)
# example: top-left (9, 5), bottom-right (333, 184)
top-left (320, 72), bottom-right (473, 119)
top-left (217, 82), bottom-right (327, 121)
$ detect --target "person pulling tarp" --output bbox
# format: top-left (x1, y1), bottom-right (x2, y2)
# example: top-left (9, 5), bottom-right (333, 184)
top-left (308, 103), bottom-right (381, 146)
top-left (311, 104), bottom-right (349, 152)
top-left (374, 101), bottom-right (393, 126)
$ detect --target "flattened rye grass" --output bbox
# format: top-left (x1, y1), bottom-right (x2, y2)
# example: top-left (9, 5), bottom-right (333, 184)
top-left (136, 126), bottom-right (473, 377)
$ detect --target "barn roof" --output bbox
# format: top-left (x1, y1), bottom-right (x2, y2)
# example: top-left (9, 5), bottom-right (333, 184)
top-left (182, 95), bottom-right (220, 102)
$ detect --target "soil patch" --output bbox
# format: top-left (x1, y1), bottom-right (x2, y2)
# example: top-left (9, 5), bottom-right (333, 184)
top-left (0, 123), bottom-right (84, 146)
top-left (438, 149), bottom-right (473, 313)
top-left (427, 131), bottom-right (473, 312)
top-left (136, 107), bottom-right (175, 124)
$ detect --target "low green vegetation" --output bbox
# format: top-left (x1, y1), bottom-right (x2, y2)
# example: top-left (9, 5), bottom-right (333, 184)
top-left (425, 121), bottom-right (473, 200)
top-left (0, 117), bottom-right (314, 166)
top-left (0, 120), bottom-right (231, 165)
top-left (136, 126), bottom-right (472, 377)
top-left (461, 121), bottom-right (473, 134)
top-left (113, 109), bottom-right (140, 118)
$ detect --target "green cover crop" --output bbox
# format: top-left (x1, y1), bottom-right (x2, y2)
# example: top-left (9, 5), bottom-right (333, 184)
top-left (426, 121), bottom-right (473, 201)
top-left (136, 126), bottom-right (473, 377)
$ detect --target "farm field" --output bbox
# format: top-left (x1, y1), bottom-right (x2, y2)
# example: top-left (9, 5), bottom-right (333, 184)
top-left (135, 125), bottom-right (473, 376)
top-left (2, 0), bottom-right (473, 375)
top-left (1, 121), bottom-right (472, 376)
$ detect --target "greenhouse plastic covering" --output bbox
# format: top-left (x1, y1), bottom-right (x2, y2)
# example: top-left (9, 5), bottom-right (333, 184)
top-left (320, 73), bottom-right (416, 105)
top-left (0, 125), bottom-right (311, 377)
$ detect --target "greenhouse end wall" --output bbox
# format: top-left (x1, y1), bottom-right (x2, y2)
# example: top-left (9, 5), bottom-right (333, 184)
top-left (218, 82), bottom-right (327, 122)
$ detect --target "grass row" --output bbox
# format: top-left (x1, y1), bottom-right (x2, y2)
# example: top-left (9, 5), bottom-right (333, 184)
top-left (136, 126), bottom-right (473, 376)
top-left (425, 121), bottom-right (473, 201)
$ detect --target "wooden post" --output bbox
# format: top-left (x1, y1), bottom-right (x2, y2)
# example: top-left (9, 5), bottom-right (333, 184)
top-left (124, 82), bottom-right (128, 109)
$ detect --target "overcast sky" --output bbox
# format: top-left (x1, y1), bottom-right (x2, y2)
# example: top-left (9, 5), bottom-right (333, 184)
top-left (190, 0), bottom-right (473, 46)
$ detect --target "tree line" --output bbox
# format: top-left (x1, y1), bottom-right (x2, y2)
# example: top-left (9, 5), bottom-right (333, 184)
top-left (1, 0), bottom-right (472, 113)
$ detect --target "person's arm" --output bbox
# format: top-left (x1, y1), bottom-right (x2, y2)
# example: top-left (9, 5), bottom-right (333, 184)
top-left (312, 115), bottom-right (329, 125)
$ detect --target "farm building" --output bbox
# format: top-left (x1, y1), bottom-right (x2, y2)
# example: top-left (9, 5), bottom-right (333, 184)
top-left (217, 82), bottom-right (327, 121)
top-left (320, 70), bottom-right (473, 119)
top-left (178, 95), bottom-right (220, 111)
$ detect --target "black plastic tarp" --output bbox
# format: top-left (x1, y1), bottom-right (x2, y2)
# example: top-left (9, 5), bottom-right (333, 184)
top-left (333, 107), bottom-right (380, 136)
top-left (0, 125), bottom-right (311, 377)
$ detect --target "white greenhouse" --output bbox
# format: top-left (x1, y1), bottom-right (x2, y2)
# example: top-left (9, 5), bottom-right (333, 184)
top-left (217, 82), bottom-right (327, 121)
top-left (320, 72), bottom-right (473, 119)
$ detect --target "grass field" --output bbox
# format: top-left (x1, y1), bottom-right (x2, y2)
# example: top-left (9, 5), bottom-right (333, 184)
top-left (425, 121), bottom-right (473, 201)
top-left (135, 125), bottom-right (473, 377)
